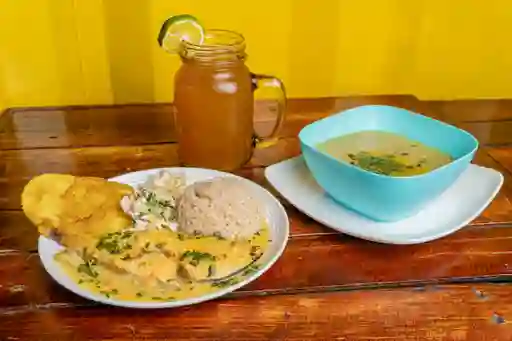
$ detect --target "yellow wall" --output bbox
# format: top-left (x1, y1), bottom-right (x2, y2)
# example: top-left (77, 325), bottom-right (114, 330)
top-left (1, 0), bottom-right (512, 111)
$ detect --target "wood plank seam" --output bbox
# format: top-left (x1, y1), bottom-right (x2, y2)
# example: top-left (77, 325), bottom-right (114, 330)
top-left (1, 280), bottom-right (512, 317)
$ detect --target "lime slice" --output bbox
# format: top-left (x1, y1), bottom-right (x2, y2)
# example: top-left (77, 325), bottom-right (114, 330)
top-left (157, 14), bottom-right (205, 53)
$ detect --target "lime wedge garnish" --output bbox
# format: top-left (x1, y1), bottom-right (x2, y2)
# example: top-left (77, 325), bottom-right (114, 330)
top-left (157, 14), bottom-right (205, 53)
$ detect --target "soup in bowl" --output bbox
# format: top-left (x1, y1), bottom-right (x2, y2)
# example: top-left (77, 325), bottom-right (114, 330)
top-left (299, 105), bottom-right (479, 222)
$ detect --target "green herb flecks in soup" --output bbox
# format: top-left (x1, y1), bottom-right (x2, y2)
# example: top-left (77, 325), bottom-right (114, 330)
top-left (316, 131), bottom-right (453, 176)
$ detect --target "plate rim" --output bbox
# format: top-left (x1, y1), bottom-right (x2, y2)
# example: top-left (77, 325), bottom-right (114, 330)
top-left (38, 167), bottom-right (290, 309)
top-left (264, 156), bottom-right (503, 245)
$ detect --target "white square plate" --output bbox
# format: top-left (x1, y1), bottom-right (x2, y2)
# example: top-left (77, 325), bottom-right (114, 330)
top-left (265, 156), bottom-right (504, 244)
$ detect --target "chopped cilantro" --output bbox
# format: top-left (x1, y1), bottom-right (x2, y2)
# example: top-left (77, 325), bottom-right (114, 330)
top-left (348, 151), bottom-right (409, 175)
top-left (140, 189), bottom-right (175, 210)
top-left (180, 250), bottom-right (216, 266)
top-left (242, 264), bottom-right (260, 276)
top-left (99, 288), bottom-right (118, 298)
top-left (211, 277), bottom-right (240, 288)
top-left (96, 231), bottom-right (133, 254)
top-left (151, 296), bottom-right (175, 301)
top-left (77, 260), bottom-right (98, 278)
top-left (121, 231), bottom-right (133, 239)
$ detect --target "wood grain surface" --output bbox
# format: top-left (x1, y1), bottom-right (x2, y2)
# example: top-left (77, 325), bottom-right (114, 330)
top-left (0, 284), bottom-right (511, 341)
top-left (1, 96), bottom-right (512, 340)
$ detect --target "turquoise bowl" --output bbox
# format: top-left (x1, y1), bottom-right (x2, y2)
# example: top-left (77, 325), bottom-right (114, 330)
top-left (299, 105), bottom-right (479, 222)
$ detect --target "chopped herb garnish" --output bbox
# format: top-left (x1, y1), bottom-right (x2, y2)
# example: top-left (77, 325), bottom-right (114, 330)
top-left (96, 231), bottom-right (133, 254)
top-left (150, 296), bottom-right (175, 301)
top-left (180, 250), bottom-right (216, 265)
top-left (136, 292), bottom-right (143, 297)
top-left (140, 189), bottom-right (156, 205)
top-left (99, 289), bottom-right (118, 298)
top-left (155, 242), bottom-right (166, 248)
top-left (161, 200), bottom-right (173, 208)
top-left (347, 151), bottom-right (408, 176)
top-left (177, 233), bottom-right (185, 241)
top-left (242, 264), bottom-right (260, 276)
top-left (121, 231), bottom-right (133, 239)
top-left (212, 277), bottom-right (240, 288)
top-left (140, 188), bottom-right (176, 212)
top-left (77, 260), bottom-right (98, 278)
top-left (78, 279), bottom-right (84, 284)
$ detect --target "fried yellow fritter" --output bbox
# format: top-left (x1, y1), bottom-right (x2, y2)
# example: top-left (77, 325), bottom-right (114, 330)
top-left (21, 173), bottom-right (133, 250)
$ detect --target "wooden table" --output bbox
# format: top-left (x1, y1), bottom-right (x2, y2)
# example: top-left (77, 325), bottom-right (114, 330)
top-left (1, 96), bottom-right (512, 340)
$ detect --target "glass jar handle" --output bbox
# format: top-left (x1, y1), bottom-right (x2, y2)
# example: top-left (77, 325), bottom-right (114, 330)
top-left (251, 73), bottom-right (287, 149)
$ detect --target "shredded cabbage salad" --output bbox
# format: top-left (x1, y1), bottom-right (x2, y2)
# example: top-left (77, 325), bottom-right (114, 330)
top-left (120, 171), bottom-right (186, 231)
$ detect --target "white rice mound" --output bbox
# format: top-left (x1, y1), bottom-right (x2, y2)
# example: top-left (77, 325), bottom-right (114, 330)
top-left (177, 177), bottom-right (265, 240)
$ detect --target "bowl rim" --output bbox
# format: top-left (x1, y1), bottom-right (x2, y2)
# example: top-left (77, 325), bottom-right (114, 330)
top-left (298, 105), bottom-right (479, 180)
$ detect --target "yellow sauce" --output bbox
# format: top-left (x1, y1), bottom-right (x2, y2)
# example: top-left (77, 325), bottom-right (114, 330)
top-left (316, 130), bottom-right (453, 176)
top-left (55, 225), bottom-right (270, 302)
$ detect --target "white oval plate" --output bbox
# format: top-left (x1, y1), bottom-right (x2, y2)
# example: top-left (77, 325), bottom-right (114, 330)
top-left (265, 156), bottom-right (503, 245)
top-left (38, 167), bottom-right (289, 309)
